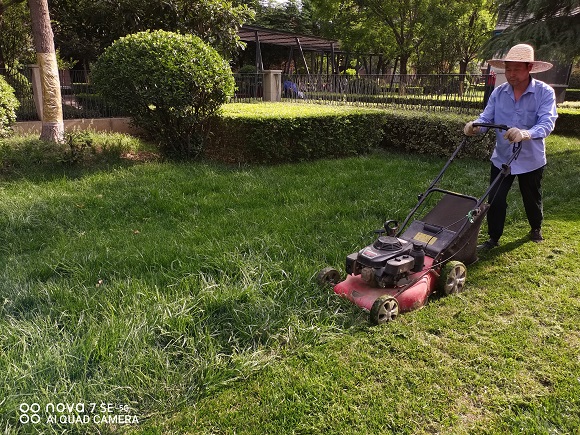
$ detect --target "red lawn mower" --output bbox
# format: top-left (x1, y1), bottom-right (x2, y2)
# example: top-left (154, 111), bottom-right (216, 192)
top-left (318, 124), bottom-right (521, 324)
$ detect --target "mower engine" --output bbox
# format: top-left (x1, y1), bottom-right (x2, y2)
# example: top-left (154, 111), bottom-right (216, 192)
top-left (345, 220), bottom-right (426, 288)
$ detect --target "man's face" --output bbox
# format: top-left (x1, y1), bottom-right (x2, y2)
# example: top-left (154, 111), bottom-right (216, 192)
top-left (505, 61), bottom-right (532, 88)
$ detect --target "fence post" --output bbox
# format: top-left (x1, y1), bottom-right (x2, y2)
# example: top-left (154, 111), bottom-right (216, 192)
top-left (263, 70), bottom-right (282, 102)
top-left (28, 64), bottom-right (43, 120)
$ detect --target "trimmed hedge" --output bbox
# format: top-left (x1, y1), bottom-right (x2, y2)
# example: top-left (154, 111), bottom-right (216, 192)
top-left (555, 108), bottom-right (580, 135)
top-left (205, 103), bottom-right (580, 165)
top-left (565, 89), bottom-right (580, 102)
top-left (378, 110), bottom-right (494, 160)
top-left (205, 103), bottom-right (494, 164)
top-left (380, 109), bottom-right (578, 156)
top-left (206, 109), bottom-right (385, 164)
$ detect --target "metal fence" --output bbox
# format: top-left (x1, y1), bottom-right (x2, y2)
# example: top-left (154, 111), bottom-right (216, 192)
top-left (232, 73), bottom-right (263, 101)
top-left (278, 73), bottom-right (491, 114)
top-left (2, 67), bottom-right (491, 121)
top-left (1, 67), bottom-right (126, 121)
top-left (1, 67), bottom-right (36, 120)
top-left (232, 72), bottom-right (491, 114)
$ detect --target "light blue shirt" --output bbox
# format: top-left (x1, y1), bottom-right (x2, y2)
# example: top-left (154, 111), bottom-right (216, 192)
top-left (475, 77), bottom-right (558, 174)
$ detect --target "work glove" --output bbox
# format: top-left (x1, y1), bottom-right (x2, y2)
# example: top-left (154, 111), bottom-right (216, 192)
top-left (504, 128), bottom-right (531, 143)
top-left (463, 121), bottom-right (480, 136)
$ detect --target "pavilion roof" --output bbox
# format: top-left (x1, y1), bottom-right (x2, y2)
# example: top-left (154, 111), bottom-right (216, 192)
top-left (238, 25), bottom-right (340, 52)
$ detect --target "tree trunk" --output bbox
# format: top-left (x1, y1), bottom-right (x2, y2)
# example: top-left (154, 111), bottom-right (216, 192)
top-left (399, 55), bottom-right (409, 95)
top-left (28, 0), bottom-right (64, 142)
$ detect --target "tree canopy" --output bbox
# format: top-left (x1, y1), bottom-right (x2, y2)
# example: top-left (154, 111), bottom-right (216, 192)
top-left (48, 0), bottom-right (254, 69)
top-left (247, 0), bottom-right (319, 35)
top-left (1, 0), bottom-right (578, 77)
top-left (310, 0), bottom-right (497, 74)
top-left (485, 0), bottom-right (580, 61)
top-left (0, 0), bottom-right (32, 70)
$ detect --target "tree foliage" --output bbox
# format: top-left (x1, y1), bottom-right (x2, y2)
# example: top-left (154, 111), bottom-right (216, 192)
top-left (353, 0), bottom-right (437, 75)
top-left (0, 0), bottom-right (33, 69)
top-left (417, 0), bottom-right (496, 74)
top-left (0, 74), bottom-right (19, 136)
top-left (310, 0), bottom-right (496, 74)
top-left (49, 0), bottom-right (254, 69)
top-left (310, 0), bottom-right (396, 64)
top-left (91, 30), bottom-right (235, 159)
top-left (485, 0), bottom-right (580, 61)
top-left (247, 0), bottom-right (317, 34)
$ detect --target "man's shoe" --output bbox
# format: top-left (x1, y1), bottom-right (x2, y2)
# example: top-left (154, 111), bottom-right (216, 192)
top-left (477, 239), bottom-right (499, 250)
top-left (530, 228), bottom-right (543, 243)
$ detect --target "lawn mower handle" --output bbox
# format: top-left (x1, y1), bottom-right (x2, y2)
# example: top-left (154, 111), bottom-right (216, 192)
top-left (472, 122), bottom-right (509, 131)
top-left (433, 124), bottom-right (509, 183)
top-left (396, 123), bottom-right (513, 236)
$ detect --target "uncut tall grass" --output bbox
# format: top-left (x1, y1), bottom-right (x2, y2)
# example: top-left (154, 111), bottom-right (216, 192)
top-left (0, 150), bottom-right (422, 429)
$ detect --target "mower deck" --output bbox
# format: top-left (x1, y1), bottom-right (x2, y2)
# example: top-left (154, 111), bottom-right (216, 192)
top-left (333, 256), bottom-right (437, 313)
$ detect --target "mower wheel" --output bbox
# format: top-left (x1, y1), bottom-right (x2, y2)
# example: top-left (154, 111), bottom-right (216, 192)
top-left (316, 267), bottom-right (341, 287)
top-left (370, 295), bottom-right (399, 325)
top-left (437, 261), bottom-right (467, 295)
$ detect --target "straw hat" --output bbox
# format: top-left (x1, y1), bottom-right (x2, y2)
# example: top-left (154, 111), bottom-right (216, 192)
top-left (487, 44), bottom-right (553, 73)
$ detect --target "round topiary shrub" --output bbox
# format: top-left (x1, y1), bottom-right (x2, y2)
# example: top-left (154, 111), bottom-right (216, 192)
top-left (0, 75), bottom-right (19, 137)
top-left (91, 30), bottom-right (235, 158)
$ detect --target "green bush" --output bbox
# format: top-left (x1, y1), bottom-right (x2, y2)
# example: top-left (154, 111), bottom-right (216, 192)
top-left (3, 70), bottom-right (32, 101)
top-left (379, 110), bottom-right (495, 160)
top-left (555, 108), bottom-right (580, 136)
top-left (565, 89), bottom-right (580, 102)
top-left (207, 109), bottom-right (385, 164)
top-left (568, 67), bottom-right (580, 89)
top-left (0, 76), bottom-right (19, 137)
top-left (205, 103), bottom-right (494, 164)
top-left (4, 71), bottom-right (36, 120)
top-left (237, 65), bottom-right (258, 74)
top-left (92, 30), bottom-right (235, 158)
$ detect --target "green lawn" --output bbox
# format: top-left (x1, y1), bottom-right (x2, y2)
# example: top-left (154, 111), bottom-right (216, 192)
top-left (0, 132), bottom-right (579, 434)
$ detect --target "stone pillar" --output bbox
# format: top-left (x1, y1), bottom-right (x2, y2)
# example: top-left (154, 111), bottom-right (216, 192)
top-left (263, 70), bottom-right (282, 102)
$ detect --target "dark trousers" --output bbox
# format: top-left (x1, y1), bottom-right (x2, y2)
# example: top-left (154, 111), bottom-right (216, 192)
top-left (487, 163), bottom-right (545, 241)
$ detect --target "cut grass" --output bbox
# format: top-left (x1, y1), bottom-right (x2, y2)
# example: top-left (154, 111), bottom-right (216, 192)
top-left (0, 132), bottom-right (579, 434)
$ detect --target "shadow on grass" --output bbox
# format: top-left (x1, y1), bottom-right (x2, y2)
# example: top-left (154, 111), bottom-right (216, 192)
top-left (474, 235), bottom-right (530, 259)
top-left (0, 152), bottom-right (162, 183)
top-left (0, 132), bottom-right (162, 183)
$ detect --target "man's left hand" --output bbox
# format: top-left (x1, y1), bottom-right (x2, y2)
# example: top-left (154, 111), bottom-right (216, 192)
top-left (504, 128), bottom-right (531, 143)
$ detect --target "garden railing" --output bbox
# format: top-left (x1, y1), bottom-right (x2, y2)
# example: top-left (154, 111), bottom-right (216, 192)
top-left (3, 67), bottom-right (493, 122)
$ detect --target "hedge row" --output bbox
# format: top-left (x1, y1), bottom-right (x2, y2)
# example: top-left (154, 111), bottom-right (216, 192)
top-left (555, 109), bottom-right (580, 135)
top-left (377, 110), bottom-right (495, 160)
top-left (565, 89), bottom-right (580, 102)
top-left (204, 104), bottom-right (495, 164)
top-left (205, 110), bottom-right (384, 164)
top-left (205, 103), bottom-right (579, 165)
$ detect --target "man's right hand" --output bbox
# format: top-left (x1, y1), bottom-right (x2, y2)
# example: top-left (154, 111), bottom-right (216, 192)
top-left (463, 121), bottom-right (480, 136)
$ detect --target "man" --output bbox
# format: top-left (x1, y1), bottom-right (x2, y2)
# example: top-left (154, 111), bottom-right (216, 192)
top-left (464, 43), bottom-right (558, 249)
